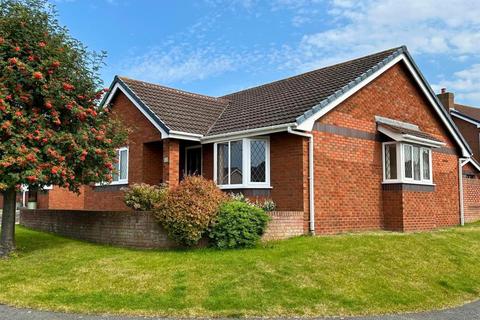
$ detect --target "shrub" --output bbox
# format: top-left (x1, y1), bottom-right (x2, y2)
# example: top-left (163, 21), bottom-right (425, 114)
top-left (154, 176), bottom-right (226, 246)
top-left (122, 183), bottom-right (167, 211)
top-left (208, 200), bottom-right (271, 249)
top-left (228, 192), bottom-right (276, 212)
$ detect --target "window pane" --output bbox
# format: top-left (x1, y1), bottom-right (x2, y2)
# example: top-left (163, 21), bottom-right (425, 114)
top-left (230, 140), bottom-right (243, 184)
top-left (217, 143), bottom-right (229, 185)
top-left (413, 146), bottom-right (421, 180)
top-left (404, 145), bottom-right (413, 178)
top-left (251, 140), bottom-right (266, 182)
top-left (422, 149), bottom-right (430, 180)
top-left (119, 149), bottom-right (128, 180)
top-left (384, 144), bottom-right (397, 179)
top-left (112, 150), bottom-right (120, 182)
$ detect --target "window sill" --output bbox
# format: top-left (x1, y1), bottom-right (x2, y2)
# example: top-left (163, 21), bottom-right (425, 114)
top-left (218, 184), bottom-right (272, 190)
top-left (382, 180), bottom-right (435, 186)
top-left (95, 181), bottom-right (129, 187)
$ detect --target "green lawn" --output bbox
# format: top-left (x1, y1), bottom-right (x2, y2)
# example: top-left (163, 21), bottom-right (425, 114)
top-left (0, 225), bottom-right (480, 317)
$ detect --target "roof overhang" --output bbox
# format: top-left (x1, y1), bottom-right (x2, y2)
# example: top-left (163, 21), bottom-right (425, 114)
top-left (295, 47), bottom-right (472, 158)
top-left (450, 109), bottom-right (480, 128)
top-left (201, 123), bottom-right (294, 144)
top-left (377, 124), bottom-right (445, 148)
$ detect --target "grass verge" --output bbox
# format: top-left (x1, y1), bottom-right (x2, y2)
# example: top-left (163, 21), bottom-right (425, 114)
top-left (0, 224), bottom-right (480, 317)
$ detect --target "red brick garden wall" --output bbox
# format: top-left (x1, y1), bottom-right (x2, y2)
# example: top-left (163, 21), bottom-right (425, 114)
top-left (20, 209), bottom-right (175, 249)
top-left (20, 209), bottom-right (305, 248)
top-left (312, 62), bottom-right (461, 233)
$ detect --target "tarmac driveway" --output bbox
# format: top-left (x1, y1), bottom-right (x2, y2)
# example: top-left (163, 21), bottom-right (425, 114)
top-left (0, 300), bottom-right (479, 319)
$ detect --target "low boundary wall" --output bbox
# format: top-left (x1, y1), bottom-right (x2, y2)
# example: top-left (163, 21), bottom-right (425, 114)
top-left (20, 209), bottom-right (305, 249)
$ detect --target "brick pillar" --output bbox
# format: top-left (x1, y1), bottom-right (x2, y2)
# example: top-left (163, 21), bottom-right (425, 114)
top-left (162, 139), bottom-right (180, 188)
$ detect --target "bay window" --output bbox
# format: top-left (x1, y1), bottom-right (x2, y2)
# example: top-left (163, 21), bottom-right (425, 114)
top-left (383, 142), bottom-right (432, 184)
top-left (214, 138), bottom-right (270, 188)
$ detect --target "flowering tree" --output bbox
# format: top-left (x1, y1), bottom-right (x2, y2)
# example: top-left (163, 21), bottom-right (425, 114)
top-left (0, 0), bottom-right (126, 256)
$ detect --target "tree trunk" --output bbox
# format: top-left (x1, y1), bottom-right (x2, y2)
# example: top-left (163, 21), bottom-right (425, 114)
top-left (0, 188), bottom-right (16, 256)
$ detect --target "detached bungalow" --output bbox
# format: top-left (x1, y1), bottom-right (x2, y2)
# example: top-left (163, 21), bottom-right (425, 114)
top-left (23, 46), bottom-right (480, 234)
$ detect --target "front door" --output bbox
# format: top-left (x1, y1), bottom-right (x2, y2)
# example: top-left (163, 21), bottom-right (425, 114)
top-left (185, 146), bottom-right (202, 176)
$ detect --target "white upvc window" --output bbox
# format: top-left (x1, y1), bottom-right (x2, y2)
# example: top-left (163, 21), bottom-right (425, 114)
top-left (111, 147), bottom-right (129, 185)
top-left (213, 137), bottom-right (270, 189)
top-left (382, 142), bottom-right (433, 185)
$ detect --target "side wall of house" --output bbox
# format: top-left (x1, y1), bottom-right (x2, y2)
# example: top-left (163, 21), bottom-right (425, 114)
top-left (313, 62), bottom-right (461, 233)
top-left (83, 91), bottom-right (163, 211)
top-left (44, 186), bottom-right (85, 209)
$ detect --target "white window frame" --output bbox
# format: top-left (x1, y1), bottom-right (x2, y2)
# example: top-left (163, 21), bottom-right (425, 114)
top-left (109, 147), bottom-right (129, 186)
top-left (213, 137), bottom-right (270, 189)
top-left (382, 142), bottom-right (433, 185)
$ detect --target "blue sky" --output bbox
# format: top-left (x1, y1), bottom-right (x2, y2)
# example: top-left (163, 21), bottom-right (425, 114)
top-left (53, 0), bottom-right (480, 105)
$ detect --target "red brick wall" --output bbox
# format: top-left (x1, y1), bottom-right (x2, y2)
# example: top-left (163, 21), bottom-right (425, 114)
top-left (83, 91), bottom-right (163, 211)
top-left (463, 166), bottom-right (480, 223)
top-left (143, 142), bottom-right (163, 185)
top-left (20, 209), bottom-right (176, 249)
top-left (45, 186), bottom-right (85, 209)
top-left (313, 62), bottom-right (461, 233)
top-left (263, 211), bottom-right (305, 240)
top-left (270, 132), bottom-right (308, 212)
top-left (162, 139), bottom-right (180, 188)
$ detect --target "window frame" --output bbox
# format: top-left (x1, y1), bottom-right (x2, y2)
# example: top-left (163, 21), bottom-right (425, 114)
top-left (110, 147), bottom-right (129, 186)
top-left (382, 142), bottom-right (433, 185)
top-left (213, 137), bottom-right (270, 189)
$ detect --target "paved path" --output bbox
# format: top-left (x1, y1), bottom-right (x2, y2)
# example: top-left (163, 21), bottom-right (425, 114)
top-left (0, 300), bottom-right (479, 320)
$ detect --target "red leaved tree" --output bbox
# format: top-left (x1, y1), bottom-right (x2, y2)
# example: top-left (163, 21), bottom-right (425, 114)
top-left (0, 0), bottom-right (126, 256)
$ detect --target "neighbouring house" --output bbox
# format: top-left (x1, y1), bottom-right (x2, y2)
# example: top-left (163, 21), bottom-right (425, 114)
top-left (437, 90), bottom-right (480, 223)
top-left (0, 186), bottom-right (84, 211)
top-left (18, 46), bottom-right (480, 234)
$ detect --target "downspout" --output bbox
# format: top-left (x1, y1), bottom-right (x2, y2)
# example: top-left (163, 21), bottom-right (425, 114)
top-left (459, 158), bottom-right (470, 226)
top-left (287, 127), bottom-right (315, 235)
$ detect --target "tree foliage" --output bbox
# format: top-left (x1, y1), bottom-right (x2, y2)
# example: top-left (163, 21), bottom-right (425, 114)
top-left (0, 0), bottom-right (126, 193)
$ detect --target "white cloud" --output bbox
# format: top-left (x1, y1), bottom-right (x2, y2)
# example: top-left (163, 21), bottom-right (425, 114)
top-left (118, 46), bottom-right (237, 84)
top-left (434, 64), bottom-right (480, 105)
top-left (278, 0), bottom-right (480, 72)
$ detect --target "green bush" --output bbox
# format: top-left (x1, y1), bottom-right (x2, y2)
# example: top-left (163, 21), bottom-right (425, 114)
top-left (154, 176), bottom-right (226, 247)
top-left (122, 183), bottom-right (166, 211)
top-left (208, 200), bottom-right (271, 249)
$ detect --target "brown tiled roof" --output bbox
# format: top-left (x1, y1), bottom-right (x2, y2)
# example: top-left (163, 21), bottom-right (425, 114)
top-left (208, 47), bottom-right (401, 135)
top-left (454, 104), bottom-right (480, 122)
top-left (379, 123), bottom-right (443, 143)
top-left (110, 47), bottom-right (403, 136)
top-left (118, 77), bottom-right (228, 135)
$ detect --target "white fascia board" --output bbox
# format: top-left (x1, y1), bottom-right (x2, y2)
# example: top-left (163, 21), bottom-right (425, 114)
top-left (297, 53), bottom-right (471, 157)
top-left (201, 123), bottom-right (294, 144)
top-left (169, 131), bottom-right (202, 141)
top-left (450, 111), bottom-right (480, 128)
